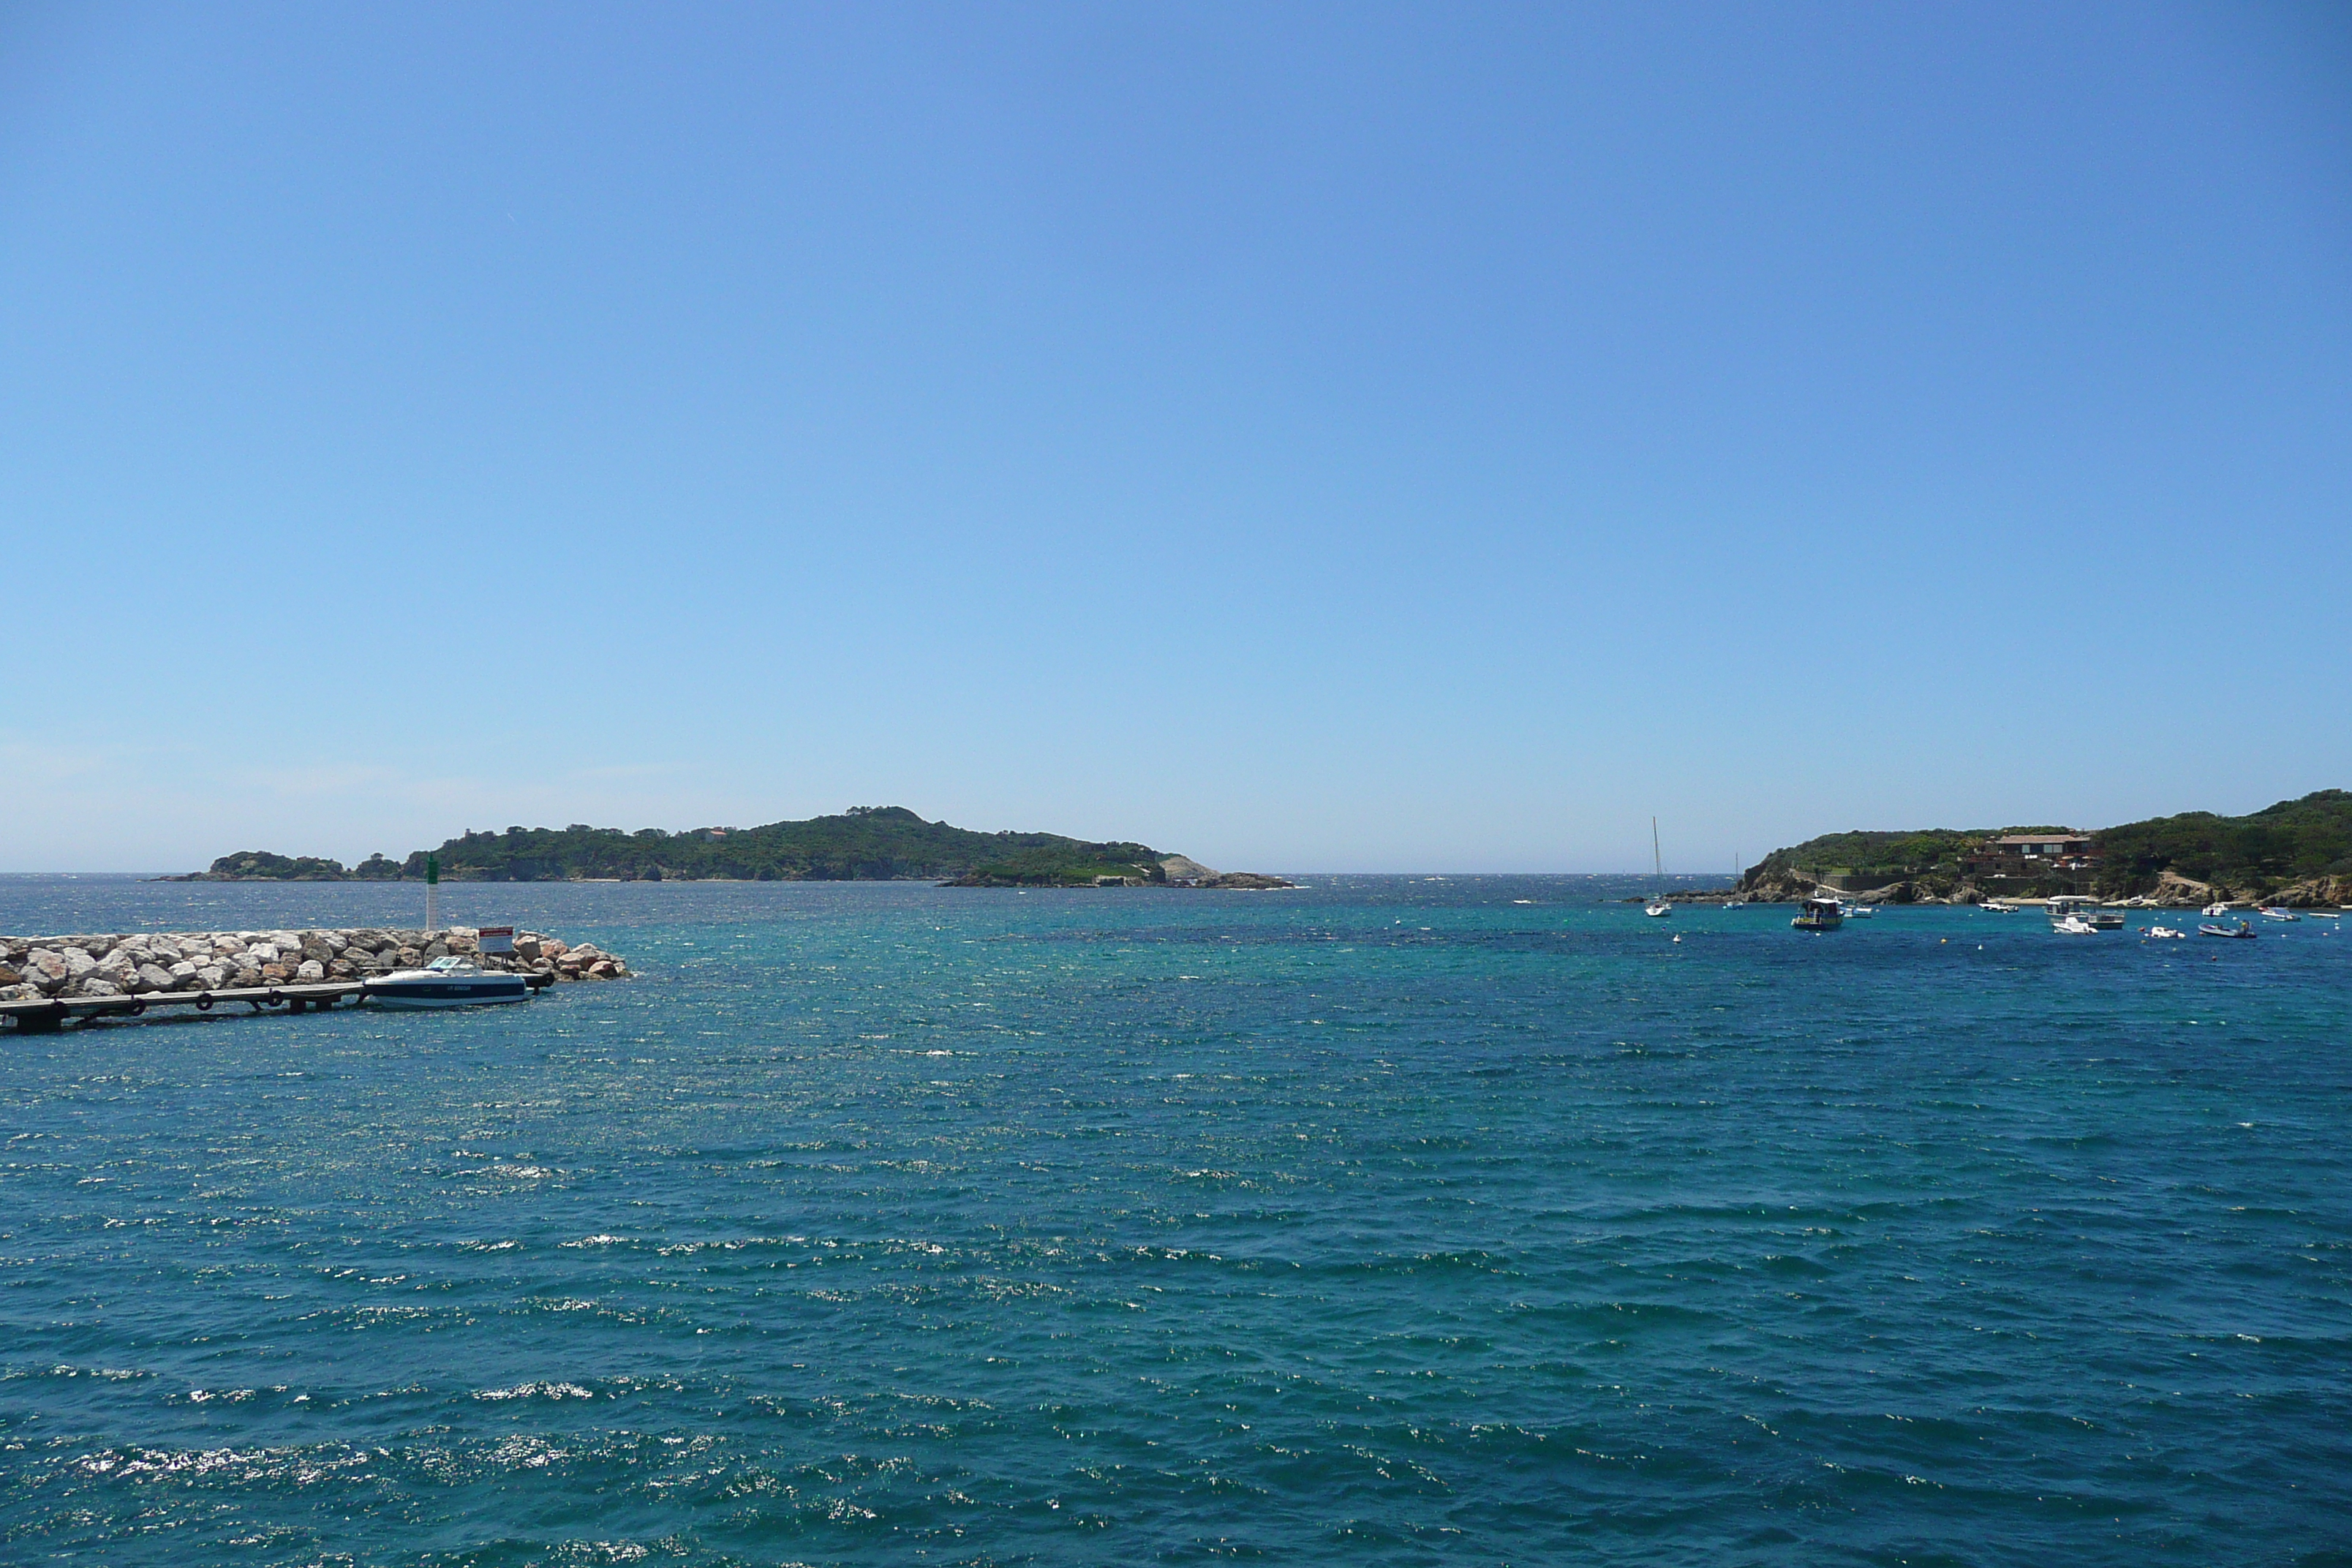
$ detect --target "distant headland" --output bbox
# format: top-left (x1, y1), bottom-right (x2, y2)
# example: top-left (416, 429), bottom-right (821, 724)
top-left (1702, 789), bottom-right (2351, 908)
top-left (170, 807), bottom-right (1296, 891)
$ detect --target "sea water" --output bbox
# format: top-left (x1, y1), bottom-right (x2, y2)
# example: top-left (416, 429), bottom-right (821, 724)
top-left (1, 875), bottom-right (2346, 1565)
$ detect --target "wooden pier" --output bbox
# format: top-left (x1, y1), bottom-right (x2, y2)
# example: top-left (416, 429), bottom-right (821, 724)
top-left (0, 972), bottom-right (556, 1033)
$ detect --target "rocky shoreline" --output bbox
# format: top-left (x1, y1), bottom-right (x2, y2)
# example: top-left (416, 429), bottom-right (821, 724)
top-left (1667, 867), bottom-right (2352, 908)
top-left (0, 927), bottom-right (627, 1004)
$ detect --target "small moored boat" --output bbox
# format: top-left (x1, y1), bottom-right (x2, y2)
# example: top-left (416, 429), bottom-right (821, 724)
top-left (2198, 920), bottom-right (2256, 940)
top-left (2144, 923), bottom-right (2186, 940)
top-left (2259, 907), bottom-right (2299, 921)
top-left (2054, 914), bottom-right (2098, 934)
top-left (1792, 897), bottom-right (1844, 932)
top-left (1644, 818), bottom-right (1671, 916)
top-left (369, 955), bottom-right (532, 1009)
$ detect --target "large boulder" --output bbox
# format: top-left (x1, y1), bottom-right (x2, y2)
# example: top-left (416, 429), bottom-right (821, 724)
top-left (79, 978), bottom-right (122, 998)
top-left (22, 950), bottom-right (70, 994)
top-left (295, 960), bottom-right (325, 981)
top-left (133, 962), bottom-right (176, 994)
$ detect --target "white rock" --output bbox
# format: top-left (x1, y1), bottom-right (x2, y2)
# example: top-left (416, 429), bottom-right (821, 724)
top-left (79, 978), bottom-right (121, 998)
top-left (133, 962), bottom-right (176, 993)
top-left (62, 948), bottom-right (98, 979)
top-left (197, 965), bottom-right (227, 990)
top-left (247, 943), bottom-right (279, 965)
top-left (23, 950), bottom-right (69, 992)
top-left (295, 959), bottom-right (325, 981)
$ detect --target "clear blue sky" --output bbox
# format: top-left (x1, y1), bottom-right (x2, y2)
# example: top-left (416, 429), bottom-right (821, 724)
top-left (3, 2), bottom-right (2346, 872)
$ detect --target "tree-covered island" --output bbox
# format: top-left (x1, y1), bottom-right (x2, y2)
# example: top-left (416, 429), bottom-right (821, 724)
top-left (178, 807), bottom-right (1294, 889)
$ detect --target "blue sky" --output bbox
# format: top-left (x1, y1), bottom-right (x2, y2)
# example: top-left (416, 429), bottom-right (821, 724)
top-left (3, 2), bottom-right (2346, 872)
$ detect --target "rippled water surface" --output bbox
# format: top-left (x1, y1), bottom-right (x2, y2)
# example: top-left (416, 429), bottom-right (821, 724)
top-left (2, 875), bottom-right (2348, 1565)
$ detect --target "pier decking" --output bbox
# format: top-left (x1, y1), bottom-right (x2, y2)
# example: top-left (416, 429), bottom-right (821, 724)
top-left (1, 972), bottom-right (557, 1033)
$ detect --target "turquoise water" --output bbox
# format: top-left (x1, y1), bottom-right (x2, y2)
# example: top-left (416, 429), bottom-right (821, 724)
top-left (2, 875), bottom-right (2347, 1565)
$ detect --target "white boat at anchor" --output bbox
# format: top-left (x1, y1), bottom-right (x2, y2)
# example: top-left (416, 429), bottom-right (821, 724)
top-left (2054, 914), bottom-right (2099, 935)
top-left (1645, 818), bottom-right (1671, 917)
top-left (369, 955), bottom-right (532, 1009)
top-left (2144, 923), bottom-right (2187, 940)
top-left (2047, 895), bottom-right (2122, 930)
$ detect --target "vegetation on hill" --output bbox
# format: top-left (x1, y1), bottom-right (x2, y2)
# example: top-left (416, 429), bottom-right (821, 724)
top-left (1750, 829), bottom-right (1986, 882)
top-left (192, 807), bottom-right (1167, 887)
top-left (1741, 790), bottom-right (2352, 900)
top-left (2089, 790), bottom-right (2352, 896)
top-left (202, 851), bottom-right (352, 881)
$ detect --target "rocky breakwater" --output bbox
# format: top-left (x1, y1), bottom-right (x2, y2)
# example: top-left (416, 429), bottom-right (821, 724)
top-left (0, 927), bottom-right (627, 1003)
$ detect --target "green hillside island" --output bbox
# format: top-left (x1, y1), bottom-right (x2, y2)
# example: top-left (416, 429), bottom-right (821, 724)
top-left (181, 807), bottom-right (1293, 889)
top-left (1735, 790), bottom-right (2352, 905)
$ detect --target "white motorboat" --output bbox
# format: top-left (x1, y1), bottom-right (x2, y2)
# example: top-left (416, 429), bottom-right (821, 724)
top-left (2202, 902), bottom-right (2233, 917)
top-left (1839, 900), bottom-right (1875, 919)
top-left (369, 955), bottom-right (532, 1009)
top-left (2054, 914), bottom-right (2098, 935)
top-left (1980, 899), bottom-right (2018, 913)
top-left (2259, 907), bottom-right (2299, 921)
top-left (2046, 896), bottom-right (2119, 931)
top-left (2144, 924), bottom-right (2186, 940)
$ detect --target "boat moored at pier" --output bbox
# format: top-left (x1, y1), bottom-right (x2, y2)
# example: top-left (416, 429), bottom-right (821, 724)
top-left (369, 956), bottom-right (532, 1009)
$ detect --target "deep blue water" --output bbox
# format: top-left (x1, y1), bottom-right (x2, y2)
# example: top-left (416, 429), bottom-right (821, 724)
top-left (2, 875), bottom-right (2348, 1566)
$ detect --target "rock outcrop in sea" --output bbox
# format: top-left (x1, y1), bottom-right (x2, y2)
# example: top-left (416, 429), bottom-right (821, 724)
top-left (0, 927), bottom-right (627, 1003)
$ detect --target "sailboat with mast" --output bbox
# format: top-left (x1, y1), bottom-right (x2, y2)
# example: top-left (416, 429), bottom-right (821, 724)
top-left (1646, 818), bottom-right (1671, 917)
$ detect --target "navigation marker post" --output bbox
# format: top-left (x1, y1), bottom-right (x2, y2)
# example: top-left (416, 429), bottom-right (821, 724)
top-left (426, 853), bottom-right (440, 935)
